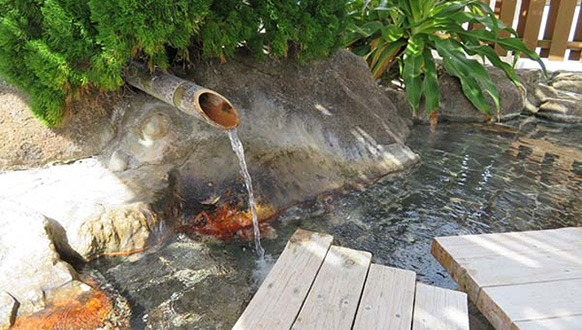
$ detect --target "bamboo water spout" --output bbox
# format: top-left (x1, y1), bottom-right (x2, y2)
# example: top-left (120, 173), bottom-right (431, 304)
top-left (124, 62), bottom-right (240, 130)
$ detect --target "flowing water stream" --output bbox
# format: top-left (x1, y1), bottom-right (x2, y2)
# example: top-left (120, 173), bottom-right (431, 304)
top-left (227, 128), bottom-right (265, 259)
top-left (90, 118), bottom-right (582, 329)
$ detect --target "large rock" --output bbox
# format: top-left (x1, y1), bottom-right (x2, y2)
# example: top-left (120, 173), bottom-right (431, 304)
top-left (0, 201), bottom-right (77, 317)
top-left (536, 72), bottom-right (582, 123)
top-left (517, 68), bottom-right (546, 113)
top-left (0, 50), bottom-right (419, 325)
top-left (412, 66), bottom-right (525, 123)
top-left (0, 49), bottom-right (418, 257)
top-left (0, 160), bottom-right (175, 260)
top-left (518, 70), bottom-right (582, 123)
top-left (175, 49), bottom-right (418, 211)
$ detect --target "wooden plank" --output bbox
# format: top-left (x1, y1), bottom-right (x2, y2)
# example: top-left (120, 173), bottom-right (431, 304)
top-left (547, 0), bottom-right (577, 60)
top-left (477, 278), bottom-right (582, 330)
top-left (233, 229), bottom-right (333, 330)
top-left (520, 0), bottom-right (547, 51)
top-left (540, 0), bottom-right (561, 58)
top-left (412, 283), bottom-right (469, 330)
top-left (291, 246), bottom-right (371, 330)
top-left (352, 265), bottom-right (416, 330)
top-left (516, 0), bottom-right (530, 37)
top-left (569, 4), bottom-right (582, 60)
top-left (513, 314), bottom-right (582, 330)
top-left (432, 227), bottom-right (582, 284)
top-left (496, 0), bottom-right (519, 55)
top-left (454, 247), bottom-right (582, 302)
top-left (433, 227), bottom-right (582, 261)
top-left (538, 39), bottom-right (582, 50)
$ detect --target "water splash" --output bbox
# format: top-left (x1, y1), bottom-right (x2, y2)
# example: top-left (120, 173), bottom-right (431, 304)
top-left (227, 129), bottom-right (265, 259)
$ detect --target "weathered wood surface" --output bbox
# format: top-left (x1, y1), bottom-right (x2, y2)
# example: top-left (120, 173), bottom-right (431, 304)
top-left (292, 246), bottom-right (371, 330)
top-left (432, 227), bottom-right (582, 284)
top-left (513, 315), bottom-right (582, 330)
top-left (412, 283), bottom-right (469, 330)
top-left (433, 227), bottom-right (582, 330)
top-left (236, 228), bottom-right (470, 330)
top-left (352, 264), bottom-right (416, 330)
top-left (232, 229), bottom-right (333, 330)
top-left (479, 278), bottom-right (582, 330)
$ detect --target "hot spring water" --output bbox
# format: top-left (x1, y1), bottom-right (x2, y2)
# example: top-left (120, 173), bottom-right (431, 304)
top-left (227, 128), bottom-right (265, 259)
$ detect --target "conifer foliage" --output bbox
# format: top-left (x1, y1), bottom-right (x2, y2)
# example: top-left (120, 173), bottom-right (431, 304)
top-left (0, 0), bottom-right (346, 126)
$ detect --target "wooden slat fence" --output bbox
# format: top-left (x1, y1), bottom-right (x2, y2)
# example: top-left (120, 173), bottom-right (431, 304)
top-left (474, 0), bottom-right (582, 61)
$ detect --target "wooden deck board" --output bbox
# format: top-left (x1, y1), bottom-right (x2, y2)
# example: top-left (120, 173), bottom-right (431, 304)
top-left (352, 264), bottom-right (416, 330)
top-left (235, 228), bottom-right (471, 330)
top-left (513, 315), bottom-right (582, 330)
top-left (431, 227), bottom-right (582, 294)
top-left (412, 283), bottom-right (469, 330)
top-left (478, 278), bottom-right (582, 329)
top-left (432, 227), bottom-right (582, 330)
top-left (291, 246), bottom-right (371, 330)
top-left (450, 247), bottom-right (582, 302)
top-left (232, 229), bottom-right (333, 330)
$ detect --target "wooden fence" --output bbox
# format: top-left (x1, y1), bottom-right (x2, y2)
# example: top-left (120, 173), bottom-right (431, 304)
top-left (477, 0), bottom-right (582, 61)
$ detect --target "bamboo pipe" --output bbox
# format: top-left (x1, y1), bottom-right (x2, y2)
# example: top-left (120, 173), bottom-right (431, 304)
top-left (124, 62), bottom-right (240, 130)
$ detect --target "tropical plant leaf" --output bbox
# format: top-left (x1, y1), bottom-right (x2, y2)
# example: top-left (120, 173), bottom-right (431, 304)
top-left (403, 35), bottom-right (424, 112)
top-left (371, 38), bottom-right (406, 78)
top-left (347, 0), bottom-right (547, 121)
top-left (433, 37), bottom-right (499, 115)
top-left (462, 43), bottom-right (521, 87)
top-left (422, 50), bottom-right (439, 114)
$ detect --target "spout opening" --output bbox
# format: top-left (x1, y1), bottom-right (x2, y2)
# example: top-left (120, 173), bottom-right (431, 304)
top-left (197, 92), bottom-right (240, 130)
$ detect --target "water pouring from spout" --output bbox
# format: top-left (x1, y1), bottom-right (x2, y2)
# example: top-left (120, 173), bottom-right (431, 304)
top-left (227, 129), bottom-right (265, 259)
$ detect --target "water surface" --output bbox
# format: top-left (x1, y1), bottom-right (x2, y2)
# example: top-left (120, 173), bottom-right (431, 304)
top-left (91, 118), bottom-right (582, 329)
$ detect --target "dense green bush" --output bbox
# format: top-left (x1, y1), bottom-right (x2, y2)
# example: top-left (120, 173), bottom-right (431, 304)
top-left (0, 0), bottom-right (346, 126)
top-left (345, 0), bottom-right (545, 122)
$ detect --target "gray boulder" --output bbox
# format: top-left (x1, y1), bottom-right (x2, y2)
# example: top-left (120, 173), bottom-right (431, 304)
top-left (0, 160), bottom-right (175, 260)
top-left (411, 66), bottom-right (525, 123)
top-left (0, 50), bottom-right (419, 324)
top-left (175, 49), bottom-right (418, 211)
top-left (518, 70), bottom-right (582, 123)
top-left (0, 201), bottom-right (77, 318)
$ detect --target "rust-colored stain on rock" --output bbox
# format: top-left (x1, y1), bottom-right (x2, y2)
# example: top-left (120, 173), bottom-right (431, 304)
top-left (11, 283), bottom-right (129, 330)
top-left (177, 201), bottom-right (275, 240)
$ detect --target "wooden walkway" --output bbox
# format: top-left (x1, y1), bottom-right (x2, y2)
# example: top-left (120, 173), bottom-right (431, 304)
top-left (234, 229), bottom-right (469, 330)
top-left (432, 227), bottom-right (582, 330)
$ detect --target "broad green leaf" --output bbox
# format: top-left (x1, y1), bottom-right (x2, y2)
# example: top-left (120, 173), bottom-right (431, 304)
top-left (370, 41), bottom-right (390, 68)
top-left (398, 0), bottom-right (414, 18)
top-left (371, 38), bottom-right (406, 78)
top-left (422, 50), bottom-right (439, 114)
top-left (433, 37), bottom-right (498, 115)
top-left (381, 25), bottom-right (404, 42)
top-left (352, 44), bottom-right (371, 56)
top-left (433, 0), bottom-right (476, 17)
top-left (352, 21), bottom-right (383, 37)
top-left (408, 0), bottom-right (423, 22)
top-left (403, 35), bottom-right (424, 111)
top-left (462, 43), bottom-right (521, 87)
top-left (497, 37), bottom-right (546, 72)
top-left (422, 0), bottom-right (436, 19)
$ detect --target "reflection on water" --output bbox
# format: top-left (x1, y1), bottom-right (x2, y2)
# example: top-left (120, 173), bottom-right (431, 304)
top-left (90, 118), bottom-right (582, 329)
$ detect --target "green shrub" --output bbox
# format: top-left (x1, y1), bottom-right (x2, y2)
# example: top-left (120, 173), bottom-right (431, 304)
top-left (0, 0), bottom-right (347, 126)
top-left (345, 0), bottom-right (546, 121)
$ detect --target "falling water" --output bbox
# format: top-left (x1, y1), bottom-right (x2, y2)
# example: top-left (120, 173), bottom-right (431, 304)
top-left (227, 128), bottom-right (265, 259)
